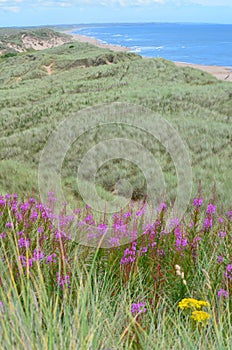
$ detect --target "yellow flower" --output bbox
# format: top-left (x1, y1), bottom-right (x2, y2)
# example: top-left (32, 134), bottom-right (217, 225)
top-left (191, 310), bottom-right (211, 323)
top-left (178, 298), bottom-right (210, 310)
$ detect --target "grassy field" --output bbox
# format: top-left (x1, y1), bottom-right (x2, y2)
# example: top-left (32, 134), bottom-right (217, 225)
top-left (0, 28), bottom-right (232, 349)
top-left (0, 34), bottom-right (231, 207)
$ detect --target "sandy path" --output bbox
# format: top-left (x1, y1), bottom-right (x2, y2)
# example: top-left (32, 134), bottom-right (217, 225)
top-left (42, 62), bottom-right (54, 75)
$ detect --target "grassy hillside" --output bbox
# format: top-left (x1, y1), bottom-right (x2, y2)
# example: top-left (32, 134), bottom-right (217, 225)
top-left (1, 29), bottom-right (232, 350)
top-left (0, 32), bottom-right (231, 208)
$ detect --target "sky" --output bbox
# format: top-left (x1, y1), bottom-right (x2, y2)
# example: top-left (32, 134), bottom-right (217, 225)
top-left (0, 0), bottom-right (232, 27)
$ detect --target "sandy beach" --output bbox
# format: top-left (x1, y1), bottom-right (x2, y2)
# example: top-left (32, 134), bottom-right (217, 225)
top-left (65, 30), bottom-right (130, 52)
top-left (66, 29), bottom-right (232, 82)
top-left (174, 61), bottom-right (232, 82)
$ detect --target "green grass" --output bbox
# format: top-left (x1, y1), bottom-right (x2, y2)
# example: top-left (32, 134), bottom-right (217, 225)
top-left (0, 194), bottom-right (232, 349)
top-left (0, 28), bottom-right (231, 207)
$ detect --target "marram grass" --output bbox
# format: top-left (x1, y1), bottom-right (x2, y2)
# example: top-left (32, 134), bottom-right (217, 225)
top-left (0, 193), bottom-right (231, 349)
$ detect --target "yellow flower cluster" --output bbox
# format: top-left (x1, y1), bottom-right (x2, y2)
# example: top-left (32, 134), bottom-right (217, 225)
top-left (178, 298), bottom-right (210, 310)
top-left (191, 311), bottom-right (211, 323)
top-left (178, 297), bottom-right (211, 324)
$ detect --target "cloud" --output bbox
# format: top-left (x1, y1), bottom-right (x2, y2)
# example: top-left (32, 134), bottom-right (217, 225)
top-left (1, 0), bottom-right (232, 12)
top-left (2, 5), bottom-right (20, 11)
top-left (190, 0), bottom-right (232, 6)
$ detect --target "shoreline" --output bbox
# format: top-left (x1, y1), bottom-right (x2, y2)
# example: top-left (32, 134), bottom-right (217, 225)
top-left (65, 29), bottom-right (232, 82)
top-left (64, 29), bottom-right (130, 52)
top-left (174, 61), bottom-right (232, 82)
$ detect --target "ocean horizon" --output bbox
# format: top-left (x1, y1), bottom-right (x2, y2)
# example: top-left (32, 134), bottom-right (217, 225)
top-left (73, 22), bottom-right (232, 68)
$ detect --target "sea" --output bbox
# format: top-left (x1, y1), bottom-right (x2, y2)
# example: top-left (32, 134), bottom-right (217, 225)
top-left (73, 23), bottom-right (232, 67)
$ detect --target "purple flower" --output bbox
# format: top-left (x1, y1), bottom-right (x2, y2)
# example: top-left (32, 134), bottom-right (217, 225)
top-left (217, 255), bottom-right (224, 263)
top-left (175, 238), bottom-right (188, 249)
top-left (19, 255), bottom-right (33, 267)
top-left (0, 232), bottom-right (6, 239)
top-left (157, 202), bottom-right (168, 211)
top-left (123, 211), bottom-right (131, 218)
top-left (203, 217), bottom-right (213, 230)
top-left (206, 204), bottom-right (216, 215)
top-left (6, 222), bottom-right (14, 228)
top-left (218, 217), bottom-right (224, 223)
top-left (97, 223), bottom-right (108, 235)
top-left (85, 214), bottom-right (95, 225)
top-left (193, 198), bottom-right (203, 207)
top-left (139, 246), bottom-right (148, 256)
top-left (0, 301), bottom-right (4, 313)
top-left (131, 302), bottom-right (146, 315)
top-left (54, 230), bottom-right (68, 240)
top-left (30, 211), bottom-right (38, 222)
top-left (28, 197), bottom-right (36, 204)
top-left (218, 289), bottom-right (229, 299)
top-left (218, 231), bottom-right (227, 238)
top-left (20, 202), bottom-right (30, 212)
top-left (16, 230), bottom-right (24, 236)
top-left (136, 207), bottom-right (145, 217)
top-left (170, 218), bottom-right (180, 228)
top-left (33, 249), bottom-right (45, 261)
top-left (18, 237), bottom-right (30, 248)
top-left (110, 237), bottom-right (120, 247)
top-left (46, 253), bottom-right (57, 264)
top-left (56, 274), bottom-right (71, 288)
top-left (0, 199), bottom-right (6, 207)
top-left (157, 249), bottom-right (165, 256)
top-left (224, 264), bottom-right (232, 280)
top-left (120, 242), bottom-right (137, 265)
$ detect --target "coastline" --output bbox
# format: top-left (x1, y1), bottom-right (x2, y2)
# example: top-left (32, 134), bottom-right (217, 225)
top-left (64, 29), bottom-right (130, 52)
top-left (65, 29), bottom-right (232, 82)
top-left (174, 61), bottom-right (232, 82)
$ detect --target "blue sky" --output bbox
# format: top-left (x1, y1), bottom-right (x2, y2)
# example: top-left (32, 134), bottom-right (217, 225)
top-left (0, 0), bottom-right (232, 27)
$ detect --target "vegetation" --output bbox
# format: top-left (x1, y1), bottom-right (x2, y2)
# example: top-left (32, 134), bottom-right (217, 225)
top-left (0, 193), bottom-right (232, 349)
top-left (0, 32), bottom-right (231, 206)
top-left (0, 28), bottom-right (232, 349)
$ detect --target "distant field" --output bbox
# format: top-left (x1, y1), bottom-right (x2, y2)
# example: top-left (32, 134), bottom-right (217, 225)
top-left (0, 31), bottom-right (231, 208)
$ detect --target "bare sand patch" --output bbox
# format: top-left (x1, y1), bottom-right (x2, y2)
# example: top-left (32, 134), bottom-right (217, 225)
top-left (42, 62), bottom-right (55, 75)
top-left (21, 34), bottom-right (70, 51)
top-left (175, 61), bottom-right (232, 82)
